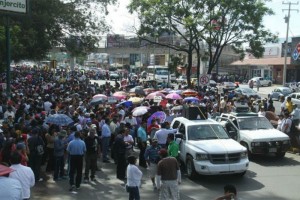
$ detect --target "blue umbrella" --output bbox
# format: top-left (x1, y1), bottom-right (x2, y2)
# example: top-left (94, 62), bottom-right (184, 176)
top-left (90, 97), bottom-right (106, 106)
top-left (117, 101), bottom-right (133, 108)
top-left (147, 111), bottom-right (166, 127)
top-left (183, 97), bottom-right (200, 103)
top-left (45, 114), bottom-right (73, 126)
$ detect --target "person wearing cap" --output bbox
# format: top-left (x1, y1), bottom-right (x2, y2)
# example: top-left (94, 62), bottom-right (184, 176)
top-left (144, 138), bottom-right (161, 190)
top-left (84, 128), bottom-right (100, 182)
top-left (53, 130), bottom-right (67, 181)
top-left (156, 148), bottom-right (181, 200)
top-left (9, 151), bottom-right (35, 200)
top-left (126, 155), bottom-right (143, 200)
top-left (4, 105), bottom-right (15, 120)
top-left (0, 164), bottom-right (22, 200)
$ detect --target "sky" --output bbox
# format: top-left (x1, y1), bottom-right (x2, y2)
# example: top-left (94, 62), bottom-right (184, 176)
top-left (106, 0), bottom-right (300, 39)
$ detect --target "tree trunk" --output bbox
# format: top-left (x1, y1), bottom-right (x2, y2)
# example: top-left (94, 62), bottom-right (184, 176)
top-left (186, 50), bottom-right (193, 88)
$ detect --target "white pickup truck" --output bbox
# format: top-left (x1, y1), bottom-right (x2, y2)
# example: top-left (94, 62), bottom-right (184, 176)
top-left (216, 112), bottom-right (290, 158)
top-left (171, 117), bottom-right (249, 179)
top-left (250, 77), bottom-right (272, 87)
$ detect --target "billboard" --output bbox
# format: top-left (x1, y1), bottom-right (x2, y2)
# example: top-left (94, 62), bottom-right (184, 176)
top-left (0, 0), bottom-right (28, 14)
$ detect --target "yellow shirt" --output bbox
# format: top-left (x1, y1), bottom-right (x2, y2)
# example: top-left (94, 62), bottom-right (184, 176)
top-left (286, 101), bottom-right (293, 113)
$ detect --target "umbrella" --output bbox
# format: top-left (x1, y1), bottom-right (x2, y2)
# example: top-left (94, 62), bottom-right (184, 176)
top-left (128, 97), bottom-right (143, 104)
top-left (159, 88), bottom-right (173, 94)
top-left (171, 105), bottom-right (183, 111)
top-left (113, 93), bottom-right (127, 100)
top-left (117, 101), bottom-right (133, 108)
top-left (93, 94), bottom-right (108, 100)
top-left (169, 90), bottom-right (182, 95)
top-left (132, 106), bottom-right (150, 112)
top-left (183, 97), bottom-right (200, 103)
top-left (132, 107), bottom-right (149, 117)
top-left (145, 92), bottom-right (166, 100)
top-left (144, 88), bottom-right (156, 95)
top-left (147, 111), bottom-right (166, 127)
top-left (45, 114), bottom-right (73, 126)
top-left (182, 89), bottom-right (198, 96)
top-left (90, 97), bottom-right (106, 106)
top-left (166, 93), bottom-right (182, 100)
top-left (129, 86), bottom-right (145, 95)
top-left (113, 91), bottom-right (127, 96)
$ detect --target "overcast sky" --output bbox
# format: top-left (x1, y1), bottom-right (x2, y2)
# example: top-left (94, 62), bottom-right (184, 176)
top-left (106, 0), bottom-right (300, 39)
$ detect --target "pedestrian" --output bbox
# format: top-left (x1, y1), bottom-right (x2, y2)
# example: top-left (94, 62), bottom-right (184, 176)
top-left (114, 128), bottom-right (127, 180)
top-left (248, 80), bottom-right (254, 89)
top-left (167, 134), bottom-right (179, 159)
top-left (67, 131), bottom-right (86, 192)
top-left (144, 138), bottom-right (161, 190)
top-left (137, 121), bottom-right (148, 168)
top-left (256, 79), bottom-right (260, 91)
top-left (84, 128), bottom-right (100, 183)
top-left (156, 149), bottom-right (181, 200)
top-left (126, 155), bottom-right (143, 200)
top-left (153, 122), bottom-right (176, 148)
top-left (215, 184), bottom-right (238, 200)
top-left (53, 130), bottom-right (67, 181)
top-left (0, 164), bottom-right (22, 200)
top-left (124, 125), bottom-right (134, 159)
top-left (28, 127), bottom-right (45, 182)
top-left (101, 118), bottom-right (111, 163)
top-left (9, 151), bottom-right (35, 200)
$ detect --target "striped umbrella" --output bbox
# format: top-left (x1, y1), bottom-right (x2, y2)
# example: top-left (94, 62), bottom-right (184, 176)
top-left (45, 114), bottom-right (73, 126)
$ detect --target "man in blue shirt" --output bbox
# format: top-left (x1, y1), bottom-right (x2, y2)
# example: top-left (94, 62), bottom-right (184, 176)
top-left (101, 118), bottom-right (111, 163)
top-left (67, 131), bottom-right (86, 192)
top-left (137, 121), bottom-right (147, 168)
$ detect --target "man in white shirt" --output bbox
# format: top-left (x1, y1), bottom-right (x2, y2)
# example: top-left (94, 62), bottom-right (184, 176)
top-left (125, 113), bottom-right (137, 127)
top-left (118, 106), bottom-right (126, 120)
top-left (0, 164), bottom-right (22, 200)
top-left (44, 98), bottom-right (53, 113)
top-left (126, 155), bottom-right (143, 200)
top-left (153, 122), bottom-right (177, 148)
top-left (9, 152), bottom-right (35, 200)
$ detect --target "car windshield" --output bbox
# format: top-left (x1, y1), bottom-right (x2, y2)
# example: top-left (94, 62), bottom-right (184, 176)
top-left (282, 88), bottom-right (292, 93)
top-left (156, 70), bottom-right (168, 75)
top-left (238, 117), bottom-right (273, 130)
top-left (187, 124), bottom-right (229, 140)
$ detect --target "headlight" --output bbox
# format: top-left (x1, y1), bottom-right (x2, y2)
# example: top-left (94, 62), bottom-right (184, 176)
top-left (240, 151), bottom-right (248, 158)
top-left (251, 142), bottom-right (261, 147)
top-left (195, 153), bottom-right (209, 161)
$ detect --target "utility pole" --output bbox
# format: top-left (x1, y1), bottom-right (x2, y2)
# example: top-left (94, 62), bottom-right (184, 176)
top-left (282, 1), bottom-right (299, 86)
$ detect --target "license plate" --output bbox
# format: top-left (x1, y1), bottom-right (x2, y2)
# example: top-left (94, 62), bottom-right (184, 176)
top-left (269, 148), bottom-right (277, 153)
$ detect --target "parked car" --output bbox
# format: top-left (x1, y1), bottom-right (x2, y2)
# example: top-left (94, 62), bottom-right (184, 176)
top-left (170, 73), bottom-right (176, 83)
top-left (234, 88), bottom-right (261, 99)
top-left (219, 82), bottom-right (236, 93)
top-left (216, 112), bottom-right (290, 159)
top-left (176, 75), bottom-right (187, 84)
top-left (269, 87), bottom-right (293, 101)
top-left (249, 77), bottom-right (272, 87)
top-left (109, 72), bottom-right (120, 80)
top-left (171, 117), bottom-right (249, 178)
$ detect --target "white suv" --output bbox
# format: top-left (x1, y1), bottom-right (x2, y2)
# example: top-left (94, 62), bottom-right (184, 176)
top-left (250, 77), bottom-right (272, 86)
top-left (171, 117), bottom-right (249, 179)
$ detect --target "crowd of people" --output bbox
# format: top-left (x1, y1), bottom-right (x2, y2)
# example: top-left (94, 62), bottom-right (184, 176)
top-left (1, 66), bottom-right (278, 199)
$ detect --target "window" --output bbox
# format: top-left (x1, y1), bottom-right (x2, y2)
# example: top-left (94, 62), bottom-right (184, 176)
top-left (172, 121), bottom-right (180, 129)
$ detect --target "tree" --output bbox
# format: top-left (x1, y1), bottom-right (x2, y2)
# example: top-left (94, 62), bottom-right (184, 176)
top-left (129, 0), bottom-right (277, 86)
top-left (0, 0), bottom-right (116, 70)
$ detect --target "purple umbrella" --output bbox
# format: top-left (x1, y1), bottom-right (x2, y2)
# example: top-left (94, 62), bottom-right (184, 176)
top-left (166, 93), bottom-right (182, 100)
top-left (147, 111), bottom-right (166, 127)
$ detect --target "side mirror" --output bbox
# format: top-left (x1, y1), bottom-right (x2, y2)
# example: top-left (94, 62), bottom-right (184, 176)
top-left (228, 131), bottom-right (238, 140)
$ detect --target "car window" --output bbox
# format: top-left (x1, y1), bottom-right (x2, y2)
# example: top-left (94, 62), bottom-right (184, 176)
top-left (178, 124), bottom-right (185, 135)
top-left (291, 94), bottom-right (296, 98)
top-left (297, 95), bottom-right (300, 99)
top-left (172, 121), bottom-right (180, 129)
top-left (237, 117), bottom-right (273, 130)
top-left (187, 124), bottom-right (229, 140)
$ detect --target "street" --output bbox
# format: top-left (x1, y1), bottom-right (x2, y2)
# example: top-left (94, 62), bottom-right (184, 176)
top-left (30, 83), bottom-right (300, 200)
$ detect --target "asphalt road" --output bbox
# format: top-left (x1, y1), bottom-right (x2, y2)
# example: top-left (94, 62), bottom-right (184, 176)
top-left (30, 83), bottom-right (300, 200)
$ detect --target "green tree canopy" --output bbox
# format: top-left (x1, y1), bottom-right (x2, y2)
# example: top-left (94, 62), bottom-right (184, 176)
top-left (0, 0), bottom-right (116, 69)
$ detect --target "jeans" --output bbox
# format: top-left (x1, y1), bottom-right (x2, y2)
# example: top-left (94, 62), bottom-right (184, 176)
top-left (102, 137), bottom-right (111, 161)
top-left (53, 156), bottom-right (65, 179)
top-left (29, 153), bottom-right (42, 181)
top-left (128, 186), bottom-right (140, 200)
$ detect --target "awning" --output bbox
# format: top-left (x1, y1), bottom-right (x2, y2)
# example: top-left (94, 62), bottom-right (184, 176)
top-left (230, 57), bottom-right (291, 66)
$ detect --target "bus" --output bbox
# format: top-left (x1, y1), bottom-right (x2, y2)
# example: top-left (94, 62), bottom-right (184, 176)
top-left (146, 65), bottom-right (170, 82)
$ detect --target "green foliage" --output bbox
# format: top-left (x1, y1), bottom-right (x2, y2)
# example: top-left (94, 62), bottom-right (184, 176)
top-left (129, 0), bottom-right (277, 78)
top-left (0, 0), bottom-right (116, 70)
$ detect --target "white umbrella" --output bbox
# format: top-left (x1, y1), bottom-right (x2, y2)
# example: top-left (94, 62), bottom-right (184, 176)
top-left (132, 108), bottom-right (148, 116)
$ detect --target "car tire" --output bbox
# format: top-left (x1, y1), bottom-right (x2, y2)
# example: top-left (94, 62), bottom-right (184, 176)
top-left (276, 152), bottom-right (285, 159)
top-left (268, 82), bottom-right (271, 86)
top-left (186, 155), bottom-right (197, 179)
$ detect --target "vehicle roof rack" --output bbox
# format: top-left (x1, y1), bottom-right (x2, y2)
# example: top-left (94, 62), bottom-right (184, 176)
top-left (230, 112), bottom-right (258, 117)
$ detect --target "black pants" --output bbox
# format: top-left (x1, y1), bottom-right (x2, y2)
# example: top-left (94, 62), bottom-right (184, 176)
top-left (116, 153), bottom-right (126, 180)
top-left (29, 153), bottom-right (42, 181)
top-left (138, 142), bottom-right (147, 167)
top-left (69, 155), bottom-right (83, 187)
top-left (46, 147), bottom-right (54, 172)
top-left (84, 153), bottom-right (97, 180)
